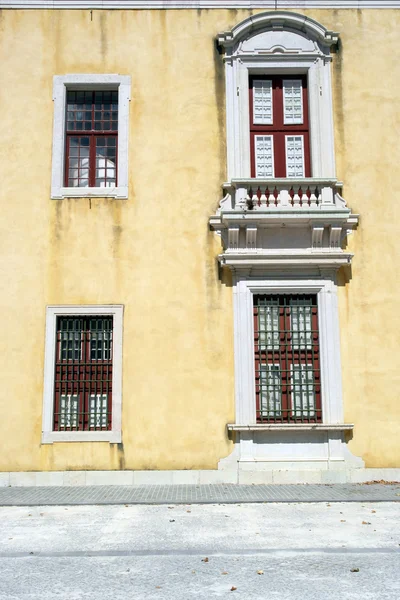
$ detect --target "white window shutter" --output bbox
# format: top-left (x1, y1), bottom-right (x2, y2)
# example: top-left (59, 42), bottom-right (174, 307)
top-left (89, 393), bottom-right (108, 428)
top-left (253, 80), bottom-right (273, 124)
top-left (255, 136), bottom-right (274, 177)
top-left (60, 394), bottom-right (79, 429)
top-left (285, 136), bottom-right (305, 178)
top-left (283, 79), bottom-right (303, 124)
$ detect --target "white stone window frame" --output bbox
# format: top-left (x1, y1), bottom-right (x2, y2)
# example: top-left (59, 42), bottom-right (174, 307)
top-left (221, 13), bottom-right (337, 180)
top-left (51, 74), bottom-right (131, 200)
top-left (42, 305), bottom-right (123, 444)
top-left (233, 278), bottom-right (344, 427)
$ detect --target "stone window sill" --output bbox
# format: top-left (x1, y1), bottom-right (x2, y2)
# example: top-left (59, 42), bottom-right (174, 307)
top-left (227, 424), bottom-right (354, 432)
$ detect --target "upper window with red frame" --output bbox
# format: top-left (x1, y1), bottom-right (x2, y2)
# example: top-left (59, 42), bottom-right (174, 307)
top-left (65, 90), bottom-right (118, 188)
top-left (249, 76), bottom-right (310, 178)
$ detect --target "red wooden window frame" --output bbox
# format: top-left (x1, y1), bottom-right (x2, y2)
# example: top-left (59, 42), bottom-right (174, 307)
top-left (65, 90), bottom-right (118, 188)
top-left (253, 295), bottom-right (321, 423)
top-left (249, 75), bottom-right (310, 178)
top-left (53, 316), bottom-right (113, 432)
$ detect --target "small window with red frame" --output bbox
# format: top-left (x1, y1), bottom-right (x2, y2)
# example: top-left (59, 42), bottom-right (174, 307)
top-left (65, 90), bottom-right (118, 188)
top-left (249, 76), bottom-right (310, 178)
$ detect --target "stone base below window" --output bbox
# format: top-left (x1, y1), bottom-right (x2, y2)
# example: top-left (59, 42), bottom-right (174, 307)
top-left (1, 467), bottom-right (400, 487)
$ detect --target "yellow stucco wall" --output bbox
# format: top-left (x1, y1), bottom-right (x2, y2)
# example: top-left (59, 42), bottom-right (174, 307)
top-left (0, 7), bottom-right (398, 470)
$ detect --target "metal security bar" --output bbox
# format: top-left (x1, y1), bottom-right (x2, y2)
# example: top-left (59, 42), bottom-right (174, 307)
top-left (53, 316), bottom-right (113, 431)
top-left (254, 295), bottom-right (321, 423)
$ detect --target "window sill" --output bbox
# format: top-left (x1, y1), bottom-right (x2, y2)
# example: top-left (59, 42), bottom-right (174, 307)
top-left (51, 186), bottom-right (128, 200)
top-left (41, 431), bottom-right (121, 444)
top-left (227, 424), bottom-right (354, 432)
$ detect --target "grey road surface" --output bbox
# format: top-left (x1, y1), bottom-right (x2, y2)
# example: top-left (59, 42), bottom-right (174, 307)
top-left (0, 502), bottom-right (399, 599)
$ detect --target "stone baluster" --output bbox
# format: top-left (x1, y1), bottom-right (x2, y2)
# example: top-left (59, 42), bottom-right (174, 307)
top-left (308, 186), bottom-right (318, 208)
top-left (292, 187), bottom-right (301, 207)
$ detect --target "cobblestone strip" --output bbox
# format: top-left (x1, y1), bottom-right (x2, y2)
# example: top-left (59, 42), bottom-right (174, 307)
top-left (0, 483), bottom-right (399, 505)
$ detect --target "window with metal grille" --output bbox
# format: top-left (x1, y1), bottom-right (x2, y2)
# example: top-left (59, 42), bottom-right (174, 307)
top-left (65, 90), bottom-right (118, 188)
top-left (254, 295), bottom-right (321, 423)
top-left (53, 316), bottom-right (113, 431)
top-left (249, 76), bottom-right (310, 178)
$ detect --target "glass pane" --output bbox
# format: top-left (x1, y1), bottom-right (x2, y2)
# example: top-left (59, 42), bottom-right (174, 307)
top-left (259, 306), bottom-right (279, 350)
top-left (260, 365), bottom-right (281, 417)
top-left (292, 366), bottom-right (315, 418)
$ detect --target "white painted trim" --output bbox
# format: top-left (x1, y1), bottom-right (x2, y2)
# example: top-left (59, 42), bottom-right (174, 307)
top-left (42, 305), bottom-right (123, 444)
top-left (51, 74), bottom-right (131, 200)
top-left (2, 2), bottom-right (399, 10)
top-left (233, 277), bottom-right (344, 427)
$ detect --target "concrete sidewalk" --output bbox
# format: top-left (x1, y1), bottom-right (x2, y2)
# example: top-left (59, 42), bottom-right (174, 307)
top-left (0, 482), bottom-right (399, 505)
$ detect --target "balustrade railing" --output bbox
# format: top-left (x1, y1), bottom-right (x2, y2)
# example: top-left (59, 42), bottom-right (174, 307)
top-left (223, 179), bottom-right (343, 211)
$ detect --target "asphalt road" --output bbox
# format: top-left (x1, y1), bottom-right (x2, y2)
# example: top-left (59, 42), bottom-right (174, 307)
top-left (0, 502), bottom-right (398, 599)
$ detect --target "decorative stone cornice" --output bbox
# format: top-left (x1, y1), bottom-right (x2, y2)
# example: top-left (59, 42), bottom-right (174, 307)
top-left (1, 2), bottom-right (400, 10)
top-left (217, 11), bottom-right (339, 50)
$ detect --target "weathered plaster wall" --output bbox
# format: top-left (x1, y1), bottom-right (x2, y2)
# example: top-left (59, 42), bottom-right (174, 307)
top-left (0, 7), bottom-right (398, 470)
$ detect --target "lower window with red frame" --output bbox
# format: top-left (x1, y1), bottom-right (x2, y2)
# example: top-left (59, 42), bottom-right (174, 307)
top-left (53, 316), bottom-right (113, 431)
top-left (254, 294), bottom-right (321, 423)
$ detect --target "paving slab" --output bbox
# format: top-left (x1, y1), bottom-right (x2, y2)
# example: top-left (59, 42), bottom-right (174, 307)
top-left (0, 483), bottom-right (399, 505)
top-left (0, 503), bottom-right (399, 599)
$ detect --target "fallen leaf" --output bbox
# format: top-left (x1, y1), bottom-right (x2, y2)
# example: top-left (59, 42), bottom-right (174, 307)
top-left (257, 570), bottom-right (264, 575)
top-left (231, 586), bottom-right (237, 591)
top-left (340, 520), bottom-right (346, 523)
top-left (155, 586), bottom-right (162, 589)
top-left (187, 510), bottom-right (191, 513)
top-left (371, 510), bottom-right (376, 513)
top-left (362, 521), bottom-right (371, 525)
top-left (350, 568), bottom-right (360, 573)
top-left (222, 572), bottom-right (228, 575)
top-left (202, 557), bottom-right (209, 563)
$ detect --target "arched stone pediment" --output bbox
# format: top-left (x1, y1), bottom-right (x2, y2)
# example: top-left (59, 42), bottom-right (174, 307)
top-left (218, 11), bottom-right (338, 54)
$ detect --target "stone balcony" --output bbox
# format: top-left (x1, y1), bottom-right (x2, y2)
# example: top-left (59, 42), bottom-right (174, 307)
top-left (209, 178), bottom-right (359, 271)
